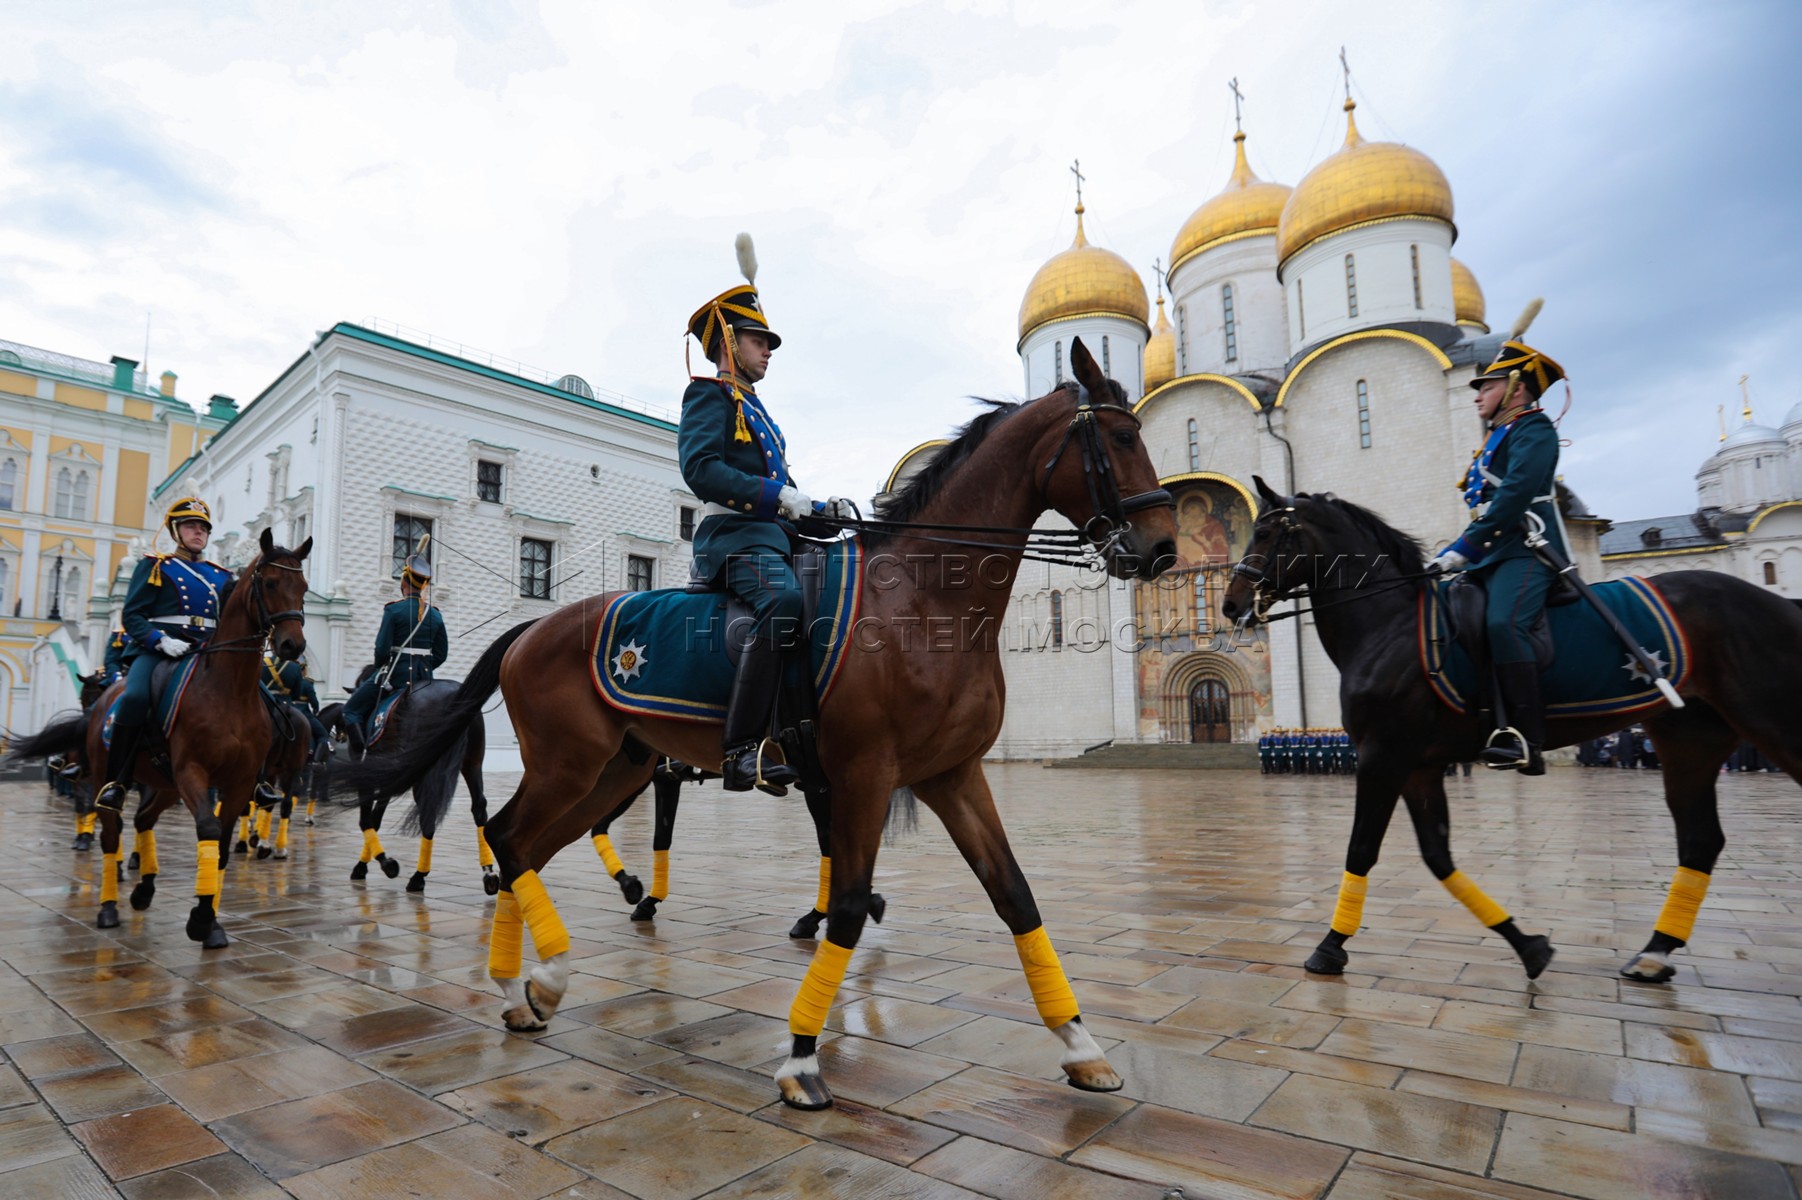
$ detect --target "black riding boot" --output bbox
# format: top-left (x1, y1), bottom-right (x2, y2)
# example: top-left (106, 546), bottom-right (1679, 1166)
top-left (95, 722), bottom-right (144, 813)
top-left (1482, 663), bottom-right (1546, 775)
top-left (720, 636), bottom-right (800, 796)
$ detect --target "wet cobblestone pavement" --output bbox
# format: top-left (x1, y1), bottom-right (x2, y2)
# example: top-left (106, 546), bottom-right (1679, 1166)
top-left (2, 763), bottom-right (1800, 1198)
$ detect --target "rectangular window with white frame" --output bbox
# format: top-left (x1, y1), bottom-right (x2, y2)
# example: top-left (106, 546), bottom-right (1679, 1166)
top-left (679, 506), bottom-right (695, 542)
top-left (520, 538), bottom-right (552, 599)
top-left (392, 514), bottom-right (433, 577)
top-left (626, 555), bottom-right (654, 592)
top-left (476, 460), bottom-right (504, 504)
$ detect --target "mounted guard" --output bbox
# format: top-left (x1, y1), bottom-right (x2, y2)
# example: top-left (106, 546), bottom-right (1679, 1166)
top-left (98, 498), bottom-right (234, 812)
top-left (679, 233), bottom-right (857, 794)
top-left (341, 547), bottom-right (446, 754)
top-left (1431, 305), bottom-right (1566, 775)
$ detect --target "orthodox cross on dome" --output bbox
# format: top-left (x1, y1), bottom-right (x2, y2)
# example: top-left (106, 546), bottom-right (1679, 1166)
top-left (1228, 77), bottom-right (1244, 133)
top-left (1070, 158), bottom-right (1087, 215)
top-left (1739, 373), bottom-right (1753, 422)
top-left (1339, 46), bottom-right (1353, 102)
top-left (1717, 404), bottom-right (1727, 442)
top-left (1152, 257), bottom-right (1165, 302)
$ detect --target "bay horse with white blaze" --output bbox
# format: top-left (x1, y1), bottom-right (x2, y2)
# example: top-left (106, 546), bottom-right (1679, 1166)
top-left (1221, 479), bottom-right (1802, 983)
top-left (337, 338), bottom-right (1176, 1109)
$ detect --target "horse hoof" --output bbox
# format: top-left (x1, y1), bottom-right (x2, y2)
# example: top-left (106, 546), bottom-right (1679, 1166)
top-left (273, 849), bottom-right (288, 861)
top-left (185, 908), bottom-right (214, 943)
top-left (1620, 952), bottom-right (1676, 984)
top-left (350, 862), bottom-right (368, 881)
top-left (234, 840), bottom-right (248, 854)
top-left (523, 976), bottom-right (562, 1023)
top-left (483, 873), bottom-right (500, 896)
top-left (1064, 1058), bottom-right (1125, 1092)
top-left (203, 922), bottom-right (229, 950)
top-left (788, 910), bottom-right (824, 940)
top-left (631, 898), bottom-right (661, 922)
top-left (617, 872), bottom-right (645, 905)
top-left (96, 902), bottom-right (120, 930)
top-left (304, 815), bottom-right (315, 827)
top-left (776, 1071), bottom-right (834, 1110)
top-left (71, 833), bottom-right (93, 852)
top-left (380, 856), bottom-right (400, 879)
top-left (256, 845), bottom-right (272, 861)
top-left (501, 1003), bottom-right (547, 1033)
top-left (129, 880), bottom-right (156, 911)
top-left (1305, 940), bottom-right (1349, 975)
top-left (126, 851), bottom-right (139, 871)
top-left (868, 893), bottom-right (887, 925)
top-left (406, 872), bottom-right (427, 893)
top-left (1519, 935), bottom-right (1556, 979)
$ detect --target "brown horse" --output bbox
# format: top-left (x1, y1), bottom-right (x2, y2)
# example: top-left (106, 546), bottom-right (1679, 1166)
top-left (338, 338), bottom-right (1176, 1109)
top-left (87, 530), bottom-right (310, 944)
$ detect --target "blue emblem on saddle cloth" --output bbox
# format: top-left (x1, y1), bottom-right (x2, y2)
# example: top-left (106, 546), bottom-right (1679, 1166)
top-left (1418, 576), bottom-right (1691, 718)
top-left (591, 539), bottom-right (864, 722)
top-left (366, 685), bottom-right (411, 748)
top-left (100, 657), bottom-right (202, 748)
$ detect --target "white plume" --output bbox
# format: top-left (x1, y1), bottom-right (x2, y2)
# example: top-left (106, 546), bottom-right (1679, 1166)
top-left (735, 232), bottom-right (757, 285)
top-left (1511, 297), bottom-right (1543, 340)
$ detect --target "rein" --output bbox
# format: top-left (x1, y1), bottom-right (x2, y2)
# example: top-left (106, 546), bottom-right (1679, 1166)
top-left (1230, 503), bottom-right (1437, 625)
top-left (812, 398), bottom-right (1173, 569)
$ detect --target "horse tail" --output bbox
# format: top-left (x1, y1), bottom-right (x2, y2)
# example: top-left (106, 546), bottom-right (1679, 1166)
top-left (5, 712), bottom-right (89, 764)
top-left (400, 729), bottom-right (468, 838)
top-left (330, 619), bottom-right (536, 805)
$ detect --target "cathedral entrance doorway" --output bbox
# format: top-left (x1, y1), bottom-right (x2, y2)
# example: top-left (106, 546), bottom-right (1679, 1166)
top-left (1189, 677), bottom-right (1230, 742)
top-left (1159, 652), bottom-right (1253, 743)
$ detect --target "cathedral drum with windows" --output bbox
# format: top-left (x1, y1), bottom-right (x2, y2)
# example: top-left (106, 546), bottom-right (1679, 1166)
top-left (888, 80), bottom-right (1611, 758)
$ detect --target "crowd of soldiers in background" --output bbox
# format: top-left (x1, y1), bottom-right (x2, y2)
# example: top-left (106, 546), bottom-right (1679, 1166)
top-left (1577, 728), bottom-right (1659, 770)
top-left (1258, 728), bottom-right (1357, 775)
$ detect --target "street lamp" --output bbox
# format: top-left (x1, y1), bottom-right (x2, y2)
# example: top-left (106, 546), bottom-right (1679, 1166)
top-left (47, 555), bottom-right (63, 620)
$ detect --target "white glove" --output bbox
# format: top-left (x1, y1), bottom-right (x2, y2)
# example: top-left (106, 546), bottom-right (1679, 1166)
top-left (821, 497), bottom-right (859, 521)
top-left (158, 636), bottom-right (192, 657)
top-left (777, 486), bottom-right (813, 521)
top-left (1430, 548), bottom-right (1469, 574)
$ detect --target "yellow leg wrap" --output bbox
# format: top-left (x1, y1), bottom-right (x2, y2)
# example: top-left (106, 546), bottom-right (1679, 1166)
top-left (359, 828), bottom-right (376, 863)
top-left (78, 813), bottom-right (96, 835)
top-left (651, 849), bottom-right (670, 901)
top-left (1655, 867), bottom-right (1711, 944)
top-left (476, 825), bottom-right (494, 868)
top-left (276, 819), bottom-right (289, 852)
top-left (1014, 925), bottom-right (1081, 1028)
top-left (306, 798), bottom-right (317, 818)
top-left (238, 814), bottom-right (251, 843)
top-left (1442, 870), bottom-right (1509, 928)
top-left (417, 838), bottom-right (433, 874)
top-left (369, 830), bottom-right (387, 858)
top-left (138, 830), bottom-right (159, 877)
top-left (1330, 871), bottom-right (1369, 936)
top-left (100, 853), bottom-right (119, 904)
top-left (512, 870), bottom-right (571, 959)
top-left (195, 842), bottom-right (220, 898)
top-left (592, 833), bottom-right (625, 877)
top-left (789, 939), bottom-right (854, 1036)
top-left (815, 856), bottom-right (831, 913)
top-left (256, 808), bottom-right (272, 840)
top-left (488, 891), bottom-right (523, 980)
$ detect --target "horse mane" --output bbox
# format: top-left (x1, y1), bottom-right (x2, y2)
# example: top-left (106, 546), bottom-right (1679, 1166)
top-left (872, 382), bottom-right (1123, 540)
top-left (1303, 492), bottom-right (1426, 573)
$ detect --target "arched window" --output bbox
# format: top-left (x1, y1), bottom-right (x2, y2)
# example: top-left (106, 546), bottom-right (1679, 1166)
top-left (1176, 304), bottom-right (1189, 373)
top-left (1222, 284), bottom-right (1237, 363)
top-left (1410, 245), bottom-right (1423, 309)
top-left (1296, 280), bottom-right (1306, 340)
top-left (0, 558), bottom-right (9, 612)
top-left (72, 471), bottom-right (90, 519)
top-left (53, 468), bottom-right (74, 518)
top-left (1345, 254), bottom-right (1359, 319)
top-left (0, 459), bottom-right (15, 510)
top-left (1766, 561), bottom-right (1779, 586)
top-left (1357, 380), bottom-right (1372, 449)
top-left (1049, 591), bottom-right (1064, 648)
top-left (1187, 419), bottom-right (1200, 471)
top-left (62, 566), bottom-right (81, 618)
top-left (1194, 571), bottom-right (1210, 634)
top-left (1101, 335), bottom-right (1111, 378)
top-left (1054, 341), bottom-right (1063, 385)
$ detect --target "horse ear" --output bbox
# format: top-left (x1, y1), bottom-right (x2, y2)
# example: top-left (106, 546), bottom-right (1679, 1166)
top-left (1068, 336), bottom-right (1107, 397)
top-left (295, 536), bottom-right (313, 562)
top-left (259, 528), bottom-right (274, 556)
top-left (1253, 475), bottom-right (1285, 507)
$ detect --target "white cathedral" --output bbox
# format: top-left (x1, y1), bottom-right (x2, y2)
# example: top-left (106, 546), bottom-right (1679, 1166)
top-left (885, 98), bottom-right (1802, 759)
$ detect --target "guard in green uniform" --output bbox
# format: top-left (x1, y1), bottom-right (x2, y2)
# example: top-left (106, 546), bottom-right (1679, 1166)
top-left (265, 654), bottom-right (327, 744)
top-left (341, 553), bottom-right (447, 753)
top-left (99, 498), bottom-right (234, 811)
top-left (1432, 339), bottom-right (1567, 775)
top-left (679, 235), bottom-right (856, 795)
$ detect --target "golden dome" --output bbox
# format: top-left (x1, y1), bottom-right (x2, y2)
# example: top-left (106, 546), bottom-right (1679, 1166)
top-left (1169, 131), bottom-right (1291, 272)
top-left (1450, 257), bottom-right (1487, 331)
top-left (1144, 296), bottom-right (1175, 391)
top-left (1018, 205), bottom-right (1149, 345)
top-left (1276, 99), bottom-right (1455, 269)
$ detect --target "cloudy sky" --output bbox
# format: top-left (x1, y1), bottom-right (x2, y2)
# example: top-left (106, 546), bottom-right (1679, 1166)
top-left (3, 0), bottom-right (1797, 524)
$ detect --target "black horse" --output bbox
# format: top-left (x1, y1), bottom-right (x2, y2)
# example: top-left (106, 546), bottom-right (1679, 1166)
top-left (325, 664), bottom-right (498, 893)
top-left (1221, 477), bottom-right (1802, 984)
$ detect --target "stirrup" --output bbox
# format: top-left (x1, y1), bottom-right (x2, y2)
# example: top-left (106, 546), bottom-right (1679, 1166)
top-left (95, 781), bottom-right (129, 813)
top-left (752, 741), bottom-right (794, 797)
top-left (256, 782), bottom-right (281, 803)
top-left (1480, 727), bottom-right (1530, 770)
top-left (58, 761), bottom-right (83, 779)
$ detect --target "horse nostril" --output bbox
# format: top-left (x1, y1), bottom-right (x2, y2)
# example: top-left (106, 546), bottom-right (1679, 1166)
top-left (1222, 598), bottom-right (1239, 619)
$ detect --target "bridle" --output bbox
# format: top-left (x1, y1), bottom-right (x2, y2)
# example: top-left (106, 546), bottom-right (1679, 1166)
top-left (1231, 498), bottom-right (1436, 625)
top-left (201, 554), bottom-right (309, 655)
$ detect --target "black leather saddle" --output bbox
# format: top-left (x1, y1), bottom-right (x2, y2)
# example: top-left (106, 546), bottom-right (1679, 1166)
top-left (685, 542), bottom-right (834, 668)
top-left (1443, 572), bottom-right (1578, 676)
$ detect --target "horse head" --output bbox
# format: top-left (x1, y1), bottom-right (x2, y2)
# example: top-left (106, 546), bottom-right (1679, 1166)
top-left (240, 527), bottom-right (313, 661)
top-left (1037, 338), bottom-right (1177, 581)
top-left (1222, 477), bottom-right (1423, 623)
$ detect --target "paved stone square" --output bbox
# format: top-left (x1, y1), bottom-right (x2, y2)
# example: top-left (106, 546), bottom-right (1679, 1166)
top-left (1, 763), bottom-right (1800, 1198)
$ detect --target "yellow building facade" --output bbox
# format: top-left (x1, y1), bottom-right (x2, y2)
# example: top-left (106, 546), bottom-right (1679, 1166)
top-left (0, 338), bottom-right (230, 734)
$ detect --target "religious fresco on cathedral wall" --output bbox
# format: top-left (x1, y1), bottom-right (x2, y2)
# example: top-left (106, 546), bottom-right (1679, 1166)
top-left (1131, 479), bottom-right (1273, 742)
